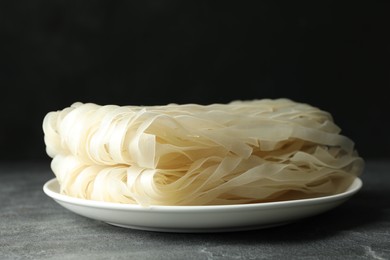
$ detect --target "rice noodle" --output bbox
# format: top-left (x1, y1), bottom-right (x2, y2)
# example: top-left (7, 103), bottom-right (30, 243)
top-left (43, 99), bottom-right (364, 206)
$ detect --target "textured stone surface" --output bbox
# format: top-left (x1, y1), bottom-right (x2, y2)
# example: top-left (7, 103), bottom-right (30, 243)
top-left (1, 161), bottom-right (389, 259)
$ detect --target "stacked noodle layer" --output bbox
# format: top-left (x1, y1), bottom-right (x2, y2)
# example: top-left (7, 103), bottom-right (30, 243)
top-left (43, 99), bottom-right (364, 206)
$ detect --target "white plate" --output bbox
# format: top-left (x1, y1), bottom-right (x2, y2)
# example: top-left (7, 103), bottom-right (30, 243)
top-left (43, 178), bottom-right (362, 233)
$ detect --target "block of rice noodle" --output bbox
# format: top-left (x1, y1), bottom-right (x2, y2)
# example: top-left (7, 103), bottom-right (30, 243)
top-left (43, 99), bottom-right (364, 206)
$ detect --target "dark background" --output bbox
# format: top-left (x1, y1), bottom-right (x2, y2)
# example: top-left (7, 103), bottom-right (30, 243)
top-left (0, 1), bottom-right (389, 162)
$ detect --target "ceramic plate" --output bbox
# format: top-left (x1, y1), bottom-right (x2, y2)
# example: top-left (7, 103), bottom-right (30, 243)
top-left (43, 178), bottom-right (362, 233)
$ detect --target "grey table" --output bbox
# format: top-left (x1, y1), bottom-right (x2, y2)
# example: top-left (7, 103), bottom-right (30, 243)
top-left (1, 160), bottom-right (389, 260)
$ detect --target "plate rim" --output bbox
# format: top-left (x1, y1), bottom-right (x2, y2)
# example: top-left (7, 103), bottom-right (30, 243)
top-left (43, 177), bottom-right (362, 212)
